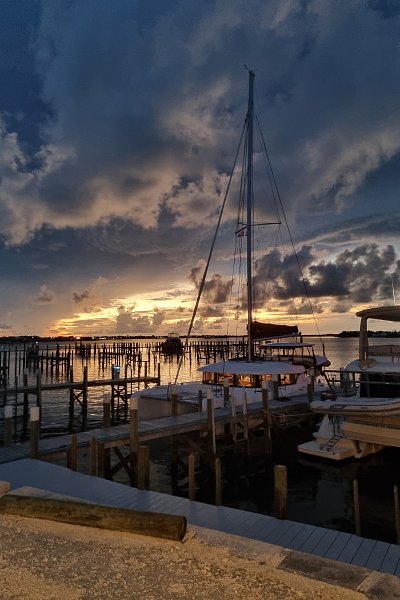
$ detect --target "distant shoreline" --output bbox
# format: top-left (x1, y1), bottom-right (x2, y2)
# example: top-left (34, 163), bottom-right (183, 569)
top-left (2, 331), bottom-right (400, 343)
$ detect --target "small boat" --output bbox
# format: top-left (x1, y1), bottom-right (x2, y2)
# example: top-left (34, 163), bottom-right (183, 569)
top-left (133, 70), bottom-right (329, 417)
top-left (160, 333), bottom-right (183, 355)
top-left (298, 305), bottom-right (400, 460)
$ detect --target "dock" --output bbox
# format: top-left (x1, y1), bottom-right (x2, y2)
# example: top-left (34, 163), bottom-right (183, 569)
top-left (1, 457), bottom-right (400, 582)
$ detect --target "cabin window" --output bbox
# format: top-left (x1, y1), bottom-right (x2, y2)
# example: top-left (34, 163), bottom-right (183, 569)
top-left (217, 373), bottom-right (234, 386)
top-left (360, 373), bottom-right (400, 398)
top-left (202, 372), bottom-right (215, 385)
top-left (280, 374), bottom-right (297, 386)
top-left (237, 374), bottom-right (254, 387)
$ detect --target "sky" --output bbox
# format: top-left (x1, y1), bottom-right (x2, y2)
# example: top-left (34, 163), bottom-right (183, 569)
top-left (1, 0), bottom-right (400, 338)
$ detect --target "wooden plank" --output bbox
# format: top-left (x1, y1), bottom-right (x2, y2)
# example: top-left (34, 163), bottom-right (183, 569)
top-left (336, 535), bottom-right (363, 564)
top-left (287, 523), bottom-right (318, 551)
top-left (324, 532), bottom-right (354, 561)
top-left (364, 540), bottom-right (390, 571)
top-left (351, 538), bottom-right (377, 567)
top-left (272, 522), bottom-right (308, 547)
top-left (380, 544), bottom-right (400, 575)
top-left (297, 526), bottom-right (330, 554)
top-left (312, 528), bottom-right (340, 557)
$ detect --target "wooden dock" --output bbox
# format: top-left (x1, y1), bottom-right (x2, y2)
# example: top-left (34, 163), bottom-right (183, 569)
top-left (0, 396), bottom-right (310, 465)
top-left (0, 457), bottom-right (400, 578)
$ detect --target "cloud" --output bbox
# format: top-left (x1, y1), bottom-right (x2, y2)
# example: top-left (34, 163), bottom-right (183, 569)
top-left (0, 2), bottom-right (400, 334)
top-left (72, 289), bottom-right (91, 304)
top-left (252, 243), bottom-right (399, 313)
top-left (31, 284), bottom-right (56, 305)
top-left (115, 305), bottom-right (153, 334)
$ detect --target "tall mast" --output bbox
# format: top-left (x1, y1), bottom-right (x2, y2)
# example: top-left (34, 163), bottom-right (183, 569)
top-left (246, 70), bottom-right (255, 360)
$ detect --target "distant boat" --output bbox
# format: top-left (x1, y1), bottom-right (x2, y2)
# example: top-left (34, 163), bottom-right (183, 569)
top-left (160, 333), bottom-right (183, 355)
top-left (133, 70), bottom-right (329, 416)
top-left (298, 305), bottom-right (400, 460)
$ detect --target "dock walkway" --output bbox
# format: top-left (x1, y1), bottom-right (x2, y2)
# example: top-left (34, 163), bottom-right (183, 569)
top-left (0, 458), bottom-right (399, 579)
top-left (0, 398), bottom-right (302, 464)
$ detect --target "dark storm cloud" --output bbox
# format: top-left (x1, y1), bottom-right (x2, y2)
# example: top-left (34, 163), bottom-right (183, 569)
top-left (72, 290), bottom-right (90, 304)
top-left (0, 1), bottom-right (400, 333)
top-left (253, 243), bottom-right (399, 310)
top-left (1, 0), bottom-right (399, 245)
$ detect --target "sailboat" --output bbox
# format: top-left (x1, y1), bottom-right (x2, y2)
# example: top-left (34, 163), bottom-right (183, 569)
top-left (132, 70), bottom-right (329, 417)
top-left (298, 305), bottom-right (400, 460)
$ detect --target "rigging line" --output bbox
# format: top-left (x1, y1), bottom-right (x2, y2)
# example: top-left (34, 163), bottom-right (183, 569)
top-left (174, 120), bottom-right (247, 385)
top-left (255, 114), bottom-right (323, 344)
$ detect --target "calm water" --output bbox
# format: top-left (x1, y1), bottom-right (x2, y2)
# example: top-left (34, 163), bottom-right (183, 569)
top-left (2, 335), bottom-right (399, 543)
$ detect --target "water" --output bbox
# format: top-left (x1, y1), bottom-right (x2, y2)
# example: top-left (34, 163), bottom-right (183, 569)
top-left (2, 336), bottom-right (399, 543)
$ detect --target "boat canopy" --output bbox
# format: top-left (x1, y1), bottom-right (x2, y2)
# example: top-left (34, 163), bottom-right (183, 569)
top-left (356, 306), bottom-right (400, 322)
top-left (198, 360), bottom-right (304, 375)
top-left (250, 321), bottom-right (299, 340)
top-left (345, 359), bottom-right (400, 374)
top-left (258, 342), bottom-right (314, 349)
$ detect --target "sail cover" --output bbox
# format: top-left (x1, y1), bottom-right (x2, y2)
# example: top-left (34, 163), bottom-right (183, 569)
top-left (250, 321), bottom-right (299, 340)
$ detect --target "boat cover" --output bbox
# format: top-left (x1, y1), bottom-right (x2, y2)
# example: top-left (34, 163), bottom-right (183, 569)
top-left (250, 321), bottom-right (299, 340)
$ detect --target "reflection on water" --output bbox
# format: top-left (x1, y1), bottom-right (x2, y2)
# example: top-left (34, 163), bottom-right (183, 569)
top-left (2, 335), bottom-right (400, 543)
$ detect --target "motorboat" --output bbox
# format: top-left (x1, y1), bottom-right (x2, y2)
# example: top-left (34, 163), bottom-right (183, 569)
top-left (298, 305), bottom-right (400, 460)
top-left (160, 333), bottom-right (183, 355)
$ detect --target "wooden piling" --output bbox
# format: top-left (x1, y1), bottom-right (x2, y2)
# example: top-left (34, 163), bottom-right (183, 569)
top-left (68, 432), bottom-right (78, 471)
top-left (171, 384), bottom-right (178, 417)
top-left (215, 457), bottom-right (222, 506)
top-left (103, 393), bottom-right (111, 428)
top-left (188, 453), bottom-right (196, 501)
top-left (30, 406), bottom-right (40, 459)
top-left (394, 485), bottom-right (400, 545)
top-left (90, 437), bottom-right (97, 476)
top-left (274, 464), bottom-right (288, 519)
top-left (262, 381), bottom-right (272, 454)
top-left (129, 396), bottom-right (139, 486)
top-left (353, 478), bottom-right (361, 536)
top-left (3, 405), bottom-right (13, 447)
top-left (207, 390), bottom-right (216, 455)
top-left (137, 445), bottom-right (150, 490)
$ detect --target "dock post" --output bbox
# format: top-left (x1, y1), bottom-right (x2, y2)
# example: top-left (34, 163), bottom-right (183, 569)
top-left (129, 395), bottom-right (139, 486)
top-left (262, 381), bottom-right (272, 454)
top-left (215, 457), bottom-right (222, 506)
top-left (68, 432), bottom-right (78, 471)
top-left (90, 437), bottom-right (97, 475)
top-left (82, 366), bottom-right (88, 430)
top-left (36, 372), bottom-right (42, 411)
top-left (30, 406), bottom-right (40, 459)
top-left (231, 391), bottom-right (237, 442)
top-left (394, 485), bottom-right (400, 544)
top-left (137, 445), bottom-right (150, 490)
top-left (188, 453), bottom-right (196, 500)
top-left (272, 375), bottom-right (279, 400)
top-left (22, 370), bottom-right (29, 438)
top-left (223, 378), bottom-right (230, 407)
top-left (353, 479), bottom-right (361, 536)
top-left (170, 384), bottom-right (178, 416)
top-left (274, 464), bottom-right (288, 519)
top-left (307, 374), bottom-right (314, 403)
top-left (103, 393), bottom-right (111, 428)
top-left (198, 390), bottom-right (203, 412)
top-left (207, 389), bottom-right (216, 456)
top-left (68, 367), bottom-right (74, 426)
top-left (3, 405), bottom-right (13, 447)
